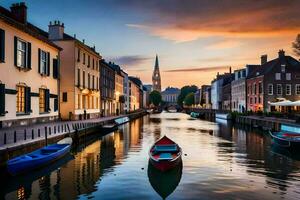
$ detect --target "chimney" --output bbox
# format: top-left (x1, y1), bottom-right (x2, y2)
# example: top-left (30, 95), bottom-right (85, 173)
top-left (261, 54), bottom-right (267, 65)
top-left (10, 2), bottom-right (27, 24)
top-left (229, 66), bottom-right (232, 74)
top-left (278, 49), bottom-right (285, 58)
top-left (48, 20), bottom-right (64, 40)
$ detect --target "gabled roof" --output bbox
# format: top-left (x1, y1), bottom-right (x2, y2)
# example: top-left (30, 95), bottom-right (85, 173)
top-left (0, 5), bottom-right (61, 50)
top-left (247, 55), bottom-right (300, 79)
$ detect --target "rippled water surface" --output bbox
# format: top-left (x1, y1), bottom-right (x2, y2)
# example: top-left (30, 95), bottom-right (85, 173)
top-left (2, 112), bottom-right (300, 200)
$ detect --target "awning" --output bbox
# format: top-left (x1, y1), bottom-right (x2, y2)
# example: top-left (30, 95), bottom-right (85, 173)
top-left (268, 100), bottom-right (292, 106)
top-left (269, 100), bottom-right (300, 106)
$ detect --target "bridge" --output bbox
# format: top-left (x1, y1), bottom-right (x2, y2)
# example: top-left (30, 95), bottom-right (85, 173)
top-left (161, 102), bottom-right (181, 112)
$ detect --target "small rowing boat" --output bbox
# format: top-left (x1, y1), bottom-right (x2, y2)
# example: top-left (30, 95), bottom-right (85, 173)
top-left (149, 135), bottom-right (182, 172)
top-left (7, 137), bottom-right (72, 176)
top-left (269, 124), bottom-right (300, 149)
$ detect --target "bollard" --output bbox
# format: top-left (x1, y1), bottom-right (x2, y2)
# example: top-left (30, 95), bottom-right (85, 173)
top-left (45, 127), bottom-right (48, 145)
top-left (4, 133), bottom-right (6, 145)
top-left (24, 129), bottom-right (27, 140)
top-left (14, 131), bottom-right (17, 143)
top-left (32, 129), bottom-right (34, 139)
top-left (38, 129), bottom-right (40, 137)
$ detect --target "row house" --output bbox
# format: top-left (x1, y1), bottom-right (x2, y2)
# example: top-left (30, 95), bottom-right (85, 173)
top-left (211, 68), bottom-right (233, 110)
top-left (0, 3), bottom-right (60, 127)
top-left (100, 60), bottom-right (115, 117)
top-left (247, 50), bottom-right (300, 112)
top-left (203, 86), bottom-right (212, 109)
top-left (231, 65), bottom-right (259, 112)
top-left (121, 69), bottom-right (130, 113)
top-left (129, 77), bottom-right (143, 111)
top-left (110, 63), bottom-right (125, 115)
top-left (48, 21), bottom-right (101, 120)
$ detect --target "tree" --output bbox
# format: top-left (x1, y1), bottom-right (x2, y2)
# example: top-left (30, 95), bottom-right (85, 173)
top-left (177, 85), bottom-right (198, 106)
top-left (149, 90), bottom-right (162, 106)
top-left (292, 34), bottom-right (300, 57)
top-left (183, 92), bottom-right (195, 106)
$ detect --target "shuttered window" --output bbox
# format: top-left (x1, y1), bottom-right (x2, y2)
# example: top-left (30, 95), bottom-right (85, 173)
top-left (45, 89), bottom-right (50, 112)
top-left (0, 84), bottom-right (5, 115)
top-left (38, 49), bottom-right (50, 76)
top-left (0, 29), bottom-right (5, 63)
top-left (16, 86), bottom-right (31, 114)
top-left (25, 87), bottom-right (31, 113)
top-left (39, 88), bottom-right (46, 113)
top-left (54, 98), bottom-right (58, 112)
top-left (14, 37), bottom-right (31, 69)
top-left (53, 58), bottom-right (58, 79)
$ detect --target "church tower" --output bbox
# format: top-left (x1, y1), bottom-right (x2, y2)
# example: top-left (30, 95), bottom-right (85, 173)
top-left (152, 55), bottom-right (161, 92)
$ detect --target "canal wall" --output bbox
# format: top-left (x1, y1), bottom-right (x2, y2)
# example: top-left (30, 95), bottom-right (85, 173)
top-left (0, 110), bottom-right (148, 167)
top-left (185, 108), bottom-right (297, 131)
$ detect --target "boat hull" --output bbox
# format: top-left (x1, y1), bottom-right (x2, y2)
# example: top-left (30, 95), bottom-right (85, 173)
top-left (269, 131), bottom-right (300, 150)
top-left (149, 156), bottom-right (182, 172)
top-left (7, 144), bottom-right (71, 176)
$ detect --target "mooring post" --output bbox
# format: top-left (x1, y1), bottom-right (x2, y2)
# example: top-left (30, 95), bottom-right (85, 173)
top-left (24, 129), bottom-right (27, 140)
top-left (45, 126), bottom-right (48, 146)
top-left (32, 129), bottom-right (34, 139)
top-left (14, 131), bottom-right (16, 143)
top-left (4, 133), bottom-right (6, 145)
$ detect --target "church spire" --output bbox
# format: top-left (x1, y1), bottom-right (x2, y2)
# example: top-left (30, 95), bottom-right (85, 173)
top-left (155, 54), bottom-right (159, 69)
top-left (152, 54), bottom-right (161, 92)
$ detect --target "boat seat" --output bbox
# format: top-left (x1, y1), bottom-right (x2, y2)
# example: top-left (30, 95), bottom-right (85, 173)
top-left (158, 153), bottom-right (173, 161)
top-left (154, 145), bottom-right (177, 152)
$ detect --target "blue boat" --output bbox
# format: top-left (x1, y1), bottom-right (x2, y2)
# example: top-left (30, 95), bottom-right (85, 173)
top-left (7, 138), bottom-right (72, 176)
top-left (269, 124), bottom-right (300, 149)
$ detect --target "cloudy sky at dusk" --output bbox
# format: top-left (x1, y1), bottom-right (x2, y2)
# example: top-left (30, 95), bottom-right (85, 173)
top-left (3, 0), bottom-right (300, 89)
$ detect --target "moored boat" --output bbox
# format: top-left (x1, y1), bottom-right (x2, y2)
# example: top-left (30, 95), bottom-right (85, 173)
top-left (190, 112), bottom-right (199, 118)
top-left (149, 135), bottom-right (182, 172)
top-left (7, 137), bottom-right (72, 176)
top-left (269, 124), bottom-right (300, 149)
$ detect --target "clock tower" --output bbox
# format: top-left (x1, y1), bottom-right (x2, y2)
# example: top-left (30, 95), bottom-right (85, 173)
top-left (152, 55), bottom-right (161, 92)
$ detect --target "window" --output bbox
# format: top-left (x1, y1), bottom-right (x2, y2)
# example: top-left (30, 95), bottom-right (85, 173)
top-left (253, 83), bottom-right (256, 94)
top-left (62, 92), bottom-right (67, 102)
top-left (77, 48), bottom-right (80, 62)
top-left (39, 89), bottom-right (45, 113)
top-left (38, 49), bottom-right (49, 75)
top-left (0, 84), bottom-right (5, 115)
top-left (77, 68), bottom-right (81, 86)
top-left (277, 84), bottom-right (282, 95)
top-left (16, 86), bottom-right (25, 113)
top-left (286, 73), bottom-right (291, 80)
top-left (0, 29), bottom-right (5, 63)
top-left (17, 39), bottom-right (26, 67)
top-left (286, 84), bottom-right (291, 95)
top-left (92, 75), bottom-right (95, 90)
top-left (88, 55), bottom-right (90, 67)
top-left (275, 73), bottom-right (281, 80)
top-left (83, 71), bottom-right (86, 87)
top-left (258, 96), bottom-right (261, 104)
top-left (88, 73), bottom-right (90, 89)
top-left (83, 53), bottom-right (86, 64)
top-left (77, 94), bottom-right (81, 109)
top-left (281, 64), bottom-right (286, 72)
top-left (53, 58), bottom-right (58, 79)
top-left (258, 82), bottom-right (262, 94)
top-left (268, 84), bottom-right (273, 95)
top-left (39, 89), bottom-right (49, 113)
top-left (92, 59), bottom-right (95, 69)
top-left (296, 84), bottom-right (300, 95)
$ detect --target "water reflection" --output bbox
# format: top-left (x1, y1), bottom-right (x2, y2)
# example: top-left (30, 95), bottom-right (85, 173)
top-left (148, 160), bottom-right (182, 199)
top-left (2, 112), bottom-right (300, 200)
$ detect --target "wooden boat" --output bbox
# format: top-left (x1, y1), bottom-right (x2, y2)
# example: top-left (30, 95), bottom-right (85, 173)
top-left (149, 136), bottom-right (182, 172)
top-left (7, 137), bottom-right (72, 176)
top-left (269, 124), bottom-right (300, 149)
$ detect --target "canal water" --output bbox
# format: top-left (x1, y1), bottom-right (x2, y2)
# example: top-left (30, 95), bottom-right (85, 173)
top-left (1, 112), bottom-right (300, 200)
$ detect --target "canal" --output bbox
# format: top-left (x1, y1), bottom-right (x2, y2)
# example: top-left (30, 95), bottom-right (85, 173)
top-left (1, 112), bottom-right (300, 200)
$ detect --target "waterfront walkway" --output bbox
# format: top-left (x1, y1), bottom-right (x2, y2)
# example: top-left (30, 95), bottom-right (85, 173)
top-left (0, 115), bottom-right (125, 151)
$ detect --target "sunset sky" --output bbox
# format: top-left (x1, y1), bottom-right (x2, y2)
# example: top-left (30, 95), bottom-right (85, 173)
top-left (3, 0), bottom-right (300, 89)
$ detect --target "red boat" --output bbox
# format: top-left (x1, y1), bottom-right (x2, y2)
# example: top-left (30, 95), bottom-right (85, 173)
top-left (149, 135), bottom-right (182, 172)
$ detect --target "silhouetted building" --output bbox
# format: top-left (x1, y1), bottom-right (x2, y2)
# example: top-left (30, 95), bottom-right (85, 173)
top-left (152, 55), bottom-right (161, 92)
